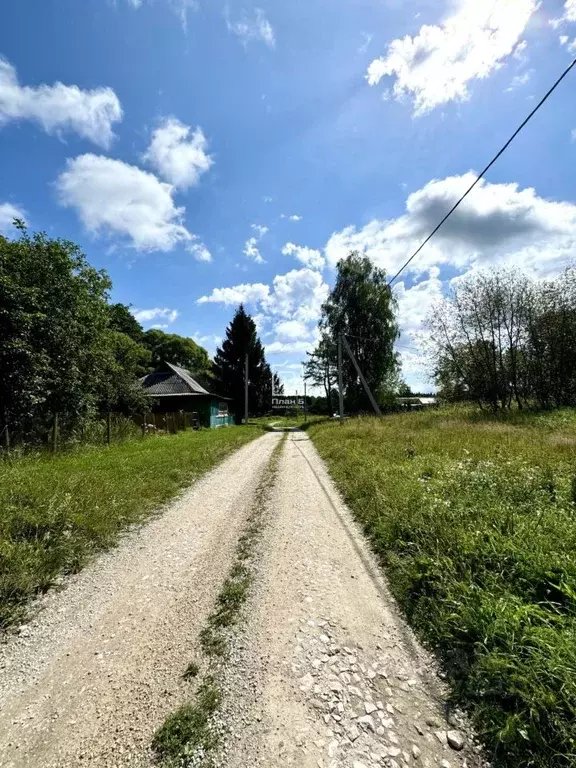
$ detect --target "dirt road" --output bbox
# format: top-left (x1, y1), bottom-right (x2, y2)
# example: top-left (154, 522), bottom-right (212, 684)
top-left (0, 431), bottom-right (482, 768)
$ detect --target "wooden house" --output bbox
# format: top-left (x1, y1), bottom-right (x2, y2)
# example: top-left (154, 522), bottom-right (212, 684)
top-left (139, 361), bottom-right (234, 428)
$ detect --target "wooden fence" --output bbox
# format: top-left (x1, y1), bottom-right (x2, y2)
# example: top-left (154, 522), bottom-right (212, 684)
top-left (1, 411), bottom-right (200, 455)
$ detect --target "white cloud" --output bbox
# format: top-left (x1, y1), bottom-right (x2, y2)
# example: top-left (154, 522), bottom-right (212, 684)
top-left (552, 0), bottom-right (576, 26)
top-left (0, 58), bottom-right (122, 148)
top-left (358, 33), bottom-right (373, 55)
top-left (143, 118), bottom-right (213, 190)
top-left (227, 8), bottom-right (275, 48)
top-left (395, 267), bottom-right (443, 345)
top-left (281, 213), bottom-right (302, 222)
top-left (327, 174), bottom-right (576, 389)
top-left (325, 173), bottom-right (576, 280)
top-left (187, 241), bottom-right (212, 262)
top-left (263, 268), bottom-right (329, 324)
top-left (198, 269), bottom-right (328, 326)
top-left (57, 154), bottom-right (193, 252)
top-left (282, 242), bottom-right (325, 270)
top-left (366, 0), bottom-right (537, 114)
top-left (266, 339), bottom-right (316, 355)
top-left (0, 202), bottom-right (25, 232)
top-left (193, 332), bottom-right (222, 354)
top-left (506, 70), bottom-right (532, 91)
top-left (198, 283), bottom-right (270, 305)
top-left (124, 0), bottom-right (198, 31)
top-left (559, 33), bottom-right (576, 52)
top-left (198, 268), bottom-right (328, 360)
top-left (133, 307), bottom-right (179, 324)
top-left (566, 0), bottom-right (576, 21)
top-left (274, 319), bottom-right (311, 341)
top-left (512, 39), bottom-right (528, 62)
top-left (244, 236), bottom-right (265, 264)
top-left (243, 223), bottom-right (268, 264)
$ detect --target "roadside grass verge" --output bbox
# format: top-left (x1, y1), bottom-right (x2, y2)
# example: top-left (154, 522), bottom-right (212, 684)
top-left (0, 427), bottom-right (260, 630)
top-left (153, 434), bottom-right (285, 767)
top-left (307, 407), bottom-right (576, 768)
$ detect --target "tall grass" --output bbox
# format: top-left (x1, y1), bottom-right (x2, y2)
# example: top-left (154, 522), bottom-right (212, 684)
top-left (0, 427), bottom-right (260, 629)
top-left (307, 407), bottom-right (576, 768)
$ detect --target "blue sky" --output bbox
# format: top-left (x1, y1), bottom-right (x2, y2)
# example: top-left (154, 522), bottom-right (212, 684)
top-left (1, 0), bottom-right (576, 392)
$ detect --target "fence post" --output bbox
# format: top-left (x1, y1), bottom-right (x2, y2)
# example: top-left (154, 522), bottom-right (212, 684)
top-left (52, 412), bottom-right (59, 453)
top-left (141, 413), bottom-right (147, 438)
top-left (2, 405), bottom-right (9, 451)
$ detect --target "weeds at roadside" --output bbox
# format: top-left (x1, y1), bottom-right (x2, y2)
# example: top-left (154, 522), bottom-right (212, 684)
top-left (153, 434), bottom-right (286, 766)
top-left (307, 408), bottom-right (576, 768)
top-left (0, 427), bottom-right (261, 631)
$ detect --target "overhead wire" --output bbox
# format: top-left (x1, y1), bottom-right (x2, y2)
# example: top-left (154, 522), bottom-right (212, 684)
top-left (387, 57), bottom-right (576, 287)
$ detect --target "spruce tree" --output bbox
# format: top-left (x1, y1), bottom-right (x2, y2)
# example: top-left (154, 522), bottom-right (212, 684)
top-left (213, 305), bottom-right (273, 422)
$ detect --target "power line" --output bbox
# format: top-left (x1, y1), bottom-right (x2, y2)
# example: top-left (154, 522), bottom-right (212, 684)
top-left (387, 57), bottom-right (576, 288)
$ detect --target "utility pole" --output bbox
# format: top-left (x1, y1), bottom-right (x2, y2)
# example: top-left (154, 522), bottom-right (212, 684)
top-left (244, 353), bottom-right (249, 424)
top-left (303, 376), bottom-right (307, 422)
top-left (342, 336), bottom-right (381, 416)
top-left (337, 334), bottom-right (344, 425)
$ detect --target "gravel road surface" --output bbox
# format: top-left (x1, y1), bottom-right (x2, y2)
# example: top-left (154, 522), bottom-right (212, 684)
top-left (222, 432), bottom-right (482, 768)
top-left (0, 432), bottom-right (282, 768)
top-left (0, 429), bottom-right (482, 768)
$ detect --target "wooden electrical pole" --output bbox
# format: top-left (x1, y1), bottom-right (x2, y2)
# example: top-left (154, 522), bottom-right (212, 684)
top-left (337, 335), bottom-right (344, 425)
top-left (244, 353), bottom-right (249, 424)
top-left (342, 336), bottom-right (381, 416)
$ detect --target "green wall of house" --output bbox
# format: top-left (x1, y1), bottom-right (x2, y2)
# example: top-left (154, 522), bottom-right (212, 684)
top-left (147, 396), bottom-right (233, 428)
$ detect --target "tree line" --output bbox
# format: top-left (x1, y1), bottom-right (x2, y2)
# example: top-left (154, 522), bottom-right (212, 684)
top-left (8, 222), bottom-right (568, 441)
top-left (428, 268), bottom-right (576, 411)
top-left (0, 225), bottom-right (280, 448)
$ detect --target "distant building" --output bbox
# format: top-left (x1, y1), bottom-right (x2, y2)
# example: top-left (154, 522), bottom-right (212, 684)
top-left (139, 361), bottom-right (233, 428)
top-left (396, 396), bottom-right (438, 410)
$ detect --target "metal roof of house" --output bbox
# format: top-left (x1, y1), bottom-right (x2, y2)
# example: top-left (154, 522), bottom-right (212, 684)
top-left (139, 362), bottom-right (211, 397)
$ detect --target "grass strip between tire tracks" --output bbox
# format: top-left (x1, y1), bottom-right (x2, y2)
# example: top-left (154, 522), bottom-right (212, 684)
top-left (152, 434), bottom-right (286, 767)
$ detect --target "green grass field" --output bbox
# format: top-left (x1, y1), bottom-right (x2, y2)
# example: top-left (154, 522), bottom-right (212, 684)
top-left (307, 407), bottom-right (576, 768)
top-left (0, 426), bottom-right (260, 630)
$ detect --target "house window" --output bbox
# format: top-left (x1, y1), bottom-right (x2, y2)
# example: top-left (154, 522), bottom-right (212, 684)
top-left (217, 402), bottom-right (229, 416)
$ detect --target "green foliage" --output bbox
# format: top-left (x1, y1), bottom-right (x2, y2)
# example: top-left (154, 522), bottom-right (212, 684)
top-left (0, 226), bottom-right (111, 443)
top-left (429, 267), bottom-right (576, 411)
top-left (213, 304), bottom-right (279, 422)
top-left (308, 408), bottom-right (576, 767)
top-left (317, 251), bottom-right (399, 412)
top-left (303, 334), bottom-right (338, 414)
top-left (152, 676), bottom-right (221, 761)
top-left (106, 303), bottom-right (144, 342)
top-left (0, 227), bottom-right (176, 448)
top-left (0, 427), bottom-right (259, 628)
top-left (141, 329), bottom-right (210, 376)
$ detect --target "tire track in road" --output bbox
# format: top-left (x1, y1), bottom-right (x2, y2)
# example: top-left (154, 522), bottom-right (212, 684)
top-left (0, 432), bottom-right (282, 768)
top-left (222, 431), bottom-right (484, 768)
